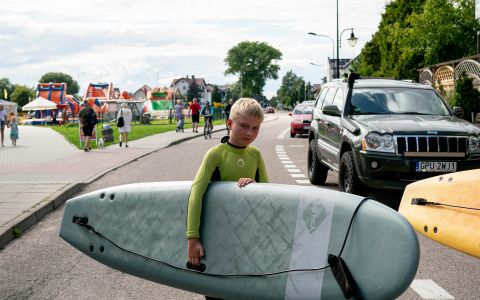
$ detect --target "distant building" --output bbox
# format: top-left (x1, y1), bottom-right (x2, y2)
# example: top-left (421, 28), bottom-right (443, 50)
top-left (170, 75), bottom-right (209, 103)
top-left (133, 84), bottom-right (152, 101)
top-left (326, 57), bottom-right (359, 81)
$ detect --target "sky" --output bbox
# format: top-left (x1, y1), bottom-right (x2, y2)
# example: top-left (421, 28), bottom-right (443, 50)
top-left (0, 0), bottom-right (389, 99)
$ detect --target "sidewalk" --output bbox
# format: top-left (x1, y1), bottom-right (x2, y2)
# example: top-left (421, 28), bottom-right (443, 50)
top-left (0, 115), bottom-right (277, 249)
top-left (0, 123), bottom-right (228, 249)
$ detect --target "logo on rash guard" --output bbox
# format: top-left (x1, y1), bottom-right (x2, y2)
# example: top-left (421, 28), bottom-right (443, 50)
top-left (237, 159), bottom-right (245, 168)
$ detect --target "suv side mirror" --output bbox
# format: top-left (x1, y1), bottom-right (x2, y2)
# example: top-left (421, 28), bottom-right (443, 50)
top-left (323, 105), bottom-right (342, 117)
top-left (453, 106), bottom-right (464, 118)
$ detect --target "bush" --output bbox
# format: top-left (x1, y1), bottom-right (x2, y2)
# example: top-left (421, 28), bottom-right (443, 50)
top-left (453, 73), bottom-right (480, 121)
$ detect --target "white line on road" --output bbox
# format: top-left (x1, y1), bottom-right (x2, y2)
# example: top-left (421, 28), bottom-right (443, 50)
top-left (281, 161), bottom-right (293, 164)
top-left (277, 128), bottom-right (289, 139)
top-left (296, 180), bottom-right (311, 184)
top-left (287, 169), bottom-right (301, 173)
top-left (289, 145), bottom-right (304, 148)
top-left (284, 165), bottom-right (296, 168)
top-left (410, 280), bottom-right (454, 299)
top-left (291, 174), bottom-right (306, 178)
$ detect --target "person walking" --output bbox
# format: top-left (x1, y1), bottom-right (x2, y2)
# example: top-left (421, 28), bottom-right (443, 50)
top-left (174, 99), bottom-right (185, 132)
top-left (8, 113), bottom-right (19, 146)
top-left (78, 101), bottom-right (97, 152)
top-left (117, 103), bottom-right (132, 147)
top-left (188, 98), bottom-right (201, 133)
top-left (0, 104), bottom-right (6, 147)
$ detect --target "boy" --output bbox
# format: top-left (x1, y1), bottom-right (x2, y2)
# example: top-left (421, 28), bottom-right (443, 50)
top-left (187, 98), bottom-right (268, 268)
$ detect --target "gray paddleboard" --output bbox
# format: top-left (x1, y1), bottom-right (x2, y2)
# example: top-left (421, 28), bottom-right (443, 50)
top-left (59, 181), bottom-right (419, 299)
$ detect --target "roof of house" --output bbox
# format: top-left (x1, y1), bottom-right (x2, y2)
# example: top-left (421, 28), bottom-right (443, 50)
top-left (171, 77), bottom-right (207, 88)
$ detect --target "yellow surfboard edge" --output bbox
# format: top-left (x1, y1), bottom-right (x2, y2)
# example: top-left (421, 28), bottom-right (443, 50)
top-left (399, 169), bottom-right (480, 259)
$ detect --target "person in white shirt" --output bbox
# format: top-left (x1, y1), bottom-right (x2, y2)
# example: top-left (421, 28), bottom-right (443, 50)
top-left (0, 105), bottom-right (6, 147)
top-left (117, 103), bottom-right (133, 147)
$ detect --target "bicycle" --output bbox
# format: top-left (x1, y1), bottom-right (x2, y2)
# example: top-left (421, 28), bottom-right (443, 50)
top-left (203, 114), bottom-right (213, 139)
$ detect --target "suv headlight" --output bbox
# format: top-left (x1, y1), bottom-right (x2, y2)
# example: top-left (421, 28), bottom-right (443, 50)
top-left (362, 132), bottom-right (395, 153)
top-left (468, 135), bottom-right (480, 153)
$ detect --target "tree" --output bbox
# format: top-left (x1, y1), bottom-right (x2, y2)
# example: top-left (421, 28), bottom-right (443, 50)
top-left (354, 0), bottom-right (479, 80)
top-left (453, 73), bottom-right (480, 121)
top-left (11, 85), bottom-right (35, 107)
top-left (224, 41), bottom-right (282, 99)
top-left (211, 85), bottom-right (222, 103)
top-left (187, 76), bottom-right (202, 101)
top-left (276, 71), bottom-right (307, 108)
top-left (39, 72), bottom-right (80, 95)
top-left (0, 78), bottom-right (15, 100)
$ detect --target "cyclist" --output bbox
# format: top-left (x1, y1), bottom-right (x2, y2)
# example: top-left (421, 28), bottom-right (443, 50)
top-left (201, 101), bottom-right (214, 130)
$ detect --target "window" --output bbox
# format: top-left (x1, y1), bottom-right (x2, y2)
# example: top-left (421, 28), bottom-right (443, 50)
top-left (316, 87), bottom-right (329, 109)
top-left (332, 89), bottom-right (344, 110)
top-left (321, 87), bottom-right (337, 109)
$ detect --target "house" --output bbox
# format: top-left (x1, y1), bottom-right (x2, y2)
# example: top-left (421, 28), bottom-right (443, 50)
top-left (133, 84), bottom-right (152, 101)
top-left (326, 56), bottom-right (359, 82)
top-left (170, 75), bottom-right (209, 103)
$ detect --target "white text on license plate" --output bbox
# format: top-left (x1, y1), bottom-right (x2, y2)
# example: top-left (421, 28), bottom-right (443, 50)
top-left (415, 161), bottom-right (457, 172)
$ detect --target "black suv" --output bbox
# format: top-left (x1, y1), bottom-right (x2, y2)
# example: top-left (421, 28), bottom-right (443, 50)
top-left (308, 74), bottom-right (480, 196)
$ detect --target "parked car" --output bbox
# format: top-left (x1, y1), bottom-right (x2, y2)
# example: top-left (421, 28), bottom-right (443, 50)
top-left (289, 103), bottom-right (313, 137)
top-left (308, 74), bottom-right (480, 196)
top-left (264, 106), bottom-right (275, 113)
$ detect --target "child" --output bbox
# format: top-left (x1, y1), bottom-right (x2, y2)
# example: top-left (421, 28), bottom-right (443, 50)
top-left (8, 114), bottom-right (19, 146)
top-left (186, 98), bottom-right (268, 269)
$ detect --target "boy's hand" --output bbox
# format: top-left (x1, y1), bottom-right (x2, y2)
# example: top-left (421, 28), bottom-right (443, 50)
top-left (188, 238), bottom-right (205, 266)
top-left (238, 178), bottom-right (255, 187)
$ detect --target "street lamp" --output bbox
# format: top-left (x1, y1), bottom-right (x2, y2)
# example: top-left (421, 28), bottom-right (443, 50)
top-left (336, 24), bottom-right (358, 79)
top-left (308, 32), bottom-right (335, 79)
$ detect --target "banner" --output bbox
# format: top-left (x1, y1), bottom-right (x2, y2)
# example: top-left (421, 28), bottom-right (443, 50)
top-left (151, 100), bottom-right (173, 110)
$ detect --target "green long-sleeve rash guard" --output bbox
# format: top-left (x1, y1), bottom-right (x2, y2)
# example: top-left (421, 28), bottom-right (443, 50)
top-left (186, 142), bottom-right (268, 239)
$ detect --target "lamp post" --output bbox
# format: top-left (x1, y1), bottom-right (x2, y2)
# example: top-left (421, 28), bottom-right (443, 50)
top-left (336, 27), bottom-right (358, 79)
top-left (308, 32), bottom-right (335, 79)
top-left (309, 62), bottom-right (327, 83)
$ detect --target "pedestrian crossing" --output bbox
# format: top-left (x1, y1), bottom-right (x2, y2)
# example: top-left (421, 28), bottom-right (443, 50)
top-left (275, 141), bottom-right (455, 299)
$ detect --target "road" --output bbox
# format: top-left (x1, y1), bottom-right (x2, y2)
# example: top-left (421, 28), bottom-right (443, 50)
top-left (1, 112), bottom-right (479, 299)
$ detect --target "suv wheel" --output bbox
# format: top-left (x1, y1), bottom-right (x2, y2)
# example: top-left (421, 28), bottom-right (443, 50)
top-left (339, 151), bottom-right (369, 196)
top-left (290, 131), bottom-right (295, 138)
top-left (308, 139), bottom-right (328, 185)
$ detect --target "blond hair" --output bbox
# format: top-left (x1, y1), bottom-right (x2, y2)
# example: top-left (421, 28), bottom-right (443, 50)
top-left (230, 98), bottom-right (264, 121)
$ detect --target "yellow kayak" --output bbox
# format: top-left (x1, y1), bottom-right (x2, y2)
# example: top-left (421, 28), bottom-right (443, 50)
top-left (399, 169), bottom-right (480, 258)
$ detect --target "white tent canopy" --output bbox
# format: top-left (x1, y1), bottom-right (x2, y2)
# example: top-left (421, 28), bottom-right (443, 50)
top-left (0, 99), bottom-right (18, 118)
top-left (22, 97), bottom-right (57, 111)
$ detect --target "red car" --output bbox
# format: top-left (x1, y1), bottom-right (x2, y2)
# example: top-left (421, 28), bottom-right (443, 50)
top-left (289, 104), bottom-right (313, 137)
top-left (264, 106), bottom-right (275, 113)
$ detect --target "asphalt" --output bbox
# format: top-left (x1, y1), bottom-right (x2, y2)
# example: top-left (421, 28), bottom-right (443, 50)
top-left (0, 122), bottom-right (236, 249)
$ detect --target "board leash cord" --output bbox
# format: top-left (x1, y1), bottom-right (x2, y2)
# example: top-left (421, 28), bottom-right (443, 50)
top-left (71, 198), bottom-right (371, 299)
top-left (411, 198), bottom-right (480, 211)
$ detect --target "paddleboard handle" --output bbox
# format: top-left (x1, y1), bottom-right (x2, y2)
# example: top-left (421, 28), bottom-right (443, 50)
top-left (186, 261), bottom-right (206, 273)
top-left (328, 254), bottom-right (354, 299)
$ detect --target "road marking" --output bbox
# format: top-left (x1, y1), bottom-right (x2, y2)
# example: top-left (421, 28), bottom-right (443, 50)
top-left (276, 144), bottom-right (310, 185)
top-left (289, 145), bottom-right (304, 148)
top-left (277, 128), bottom-right (289, 139)
top-left (291, 174), bottom-right (306, 178)
top-left (296, 180), bottom-right (311, 184)
top-left (410, 280), bottom-right (454, 299)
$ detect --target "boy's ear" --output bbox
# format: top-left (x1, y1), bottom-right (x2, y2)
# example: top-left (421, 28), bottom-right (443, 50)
top-left (226, 118), bottom-right (233, 129)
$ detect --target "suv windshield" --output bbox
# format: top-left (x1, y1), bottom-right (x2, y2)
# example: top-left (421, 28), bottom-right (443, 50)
top-left (349, 88), bottom-right (451, 116)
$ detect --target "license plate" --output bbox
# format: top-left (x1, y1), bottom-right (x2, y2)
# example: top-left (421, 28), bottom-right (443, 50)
top-left (415, 161), bottom-right (457, 172)
top-left (304, 126), bottom-right (310, 130)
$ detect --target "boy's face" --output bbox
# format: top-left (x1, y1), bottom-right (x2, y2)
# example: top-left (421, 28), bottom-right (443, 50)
top-left (227, 115), bottom-right (262, 147)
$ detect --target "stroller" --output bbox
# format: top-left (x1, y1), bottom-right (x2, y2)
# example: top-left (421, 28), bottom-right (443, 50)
top-left (176, 118), bottom-right (184, 132)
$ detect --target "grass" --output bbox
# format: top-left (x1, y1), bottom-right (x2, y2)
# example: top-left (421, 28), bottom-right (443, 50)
top-left (51, 118), bottom-right (226, 149)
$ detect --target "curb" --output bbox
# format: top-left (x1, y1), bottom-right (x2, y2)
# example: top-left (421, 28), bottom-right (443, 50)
top-left (0, 115), bottom-right (279, 249)
top-left (0, 183), bottom-right (85, 249)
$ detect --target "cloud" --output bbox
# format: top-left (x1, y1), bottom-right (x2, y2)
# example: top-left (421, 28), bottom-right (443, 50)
top-left (0, 0), bottom-right (389, 98)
